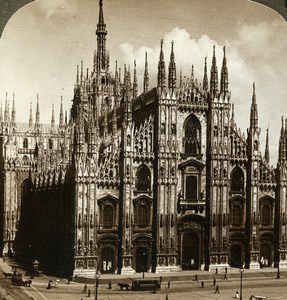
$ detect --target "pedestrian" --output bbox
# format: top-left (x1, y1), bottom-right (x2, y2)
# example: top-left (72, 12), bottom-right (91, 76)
top-left (201, 281), bottom-right (204, 288)
top-left (213, 278), bottom-right (216, 286)
top-left (195, 274), bottom-right (198, 281)
top-left (108, 281), bottom-right (112, 289)
top-left (215, 268), bottom-right (218, 274)
top-left (235, 291), bottom-right (239, 299)
top-left (47, 281), bottom-right (51, 289)
top-left (215, 285), bottom-right (220, 294)
top-left (83, 284), bottom-right (87, 293)
top-left (167, 280), bottom-right (170, 288)
top-left (225, 266), bottom-right (228, 273)
top-left (160, 276), bottom-right (162, 283)
top-left (224, 273), bottom-right (227, 280)
top-left (87, 289), bottom-right (91, 297)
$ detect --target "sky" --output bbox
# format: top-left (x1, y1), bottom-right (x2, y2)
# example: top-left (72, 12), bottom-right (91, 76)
top-left (0, 0), bottom-right (287, 165)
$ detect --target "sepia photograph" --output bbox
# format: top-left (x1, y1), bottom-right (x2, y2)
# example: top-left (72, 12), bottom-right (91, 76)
top-left (0, 0), bottom-right (287, 299)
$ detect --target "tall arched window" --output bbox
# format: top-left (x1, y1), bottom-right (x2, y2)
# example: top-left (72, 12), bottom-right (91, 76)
top-left (136, 165), bottom-right (151, 192)
top-left (184, 115), bottom-right (201, 155)
top-left (261, 205), bottom-right (271, 226)
top-left (48, 139), bottom-right (53, 150)
top-left (186, 175), bottom-right (198, 200)
top-left (103, 206), bottom-right (113, 227)
top-left (138, 206), bottom-right (148, 227)
top-left (230, 167), bottom-right (244, 193)
top-left (232, 205), bottom-right (242, 226)
top-left (23, 138), bottom-right (28, 149)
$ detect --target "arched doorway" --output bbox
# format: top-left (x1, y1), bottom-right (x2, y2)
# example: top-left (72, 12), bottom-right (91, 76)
top-left (230, 244), bottom-right (242, 268)
top-left (136, 247), bottom-right (148, 273)
top-left (101, 247), bottom-right (114, 273)
top-left (182, 232), bottom-right (199, 270)
top-left (133, 235), bottom-right (152, 273)
top-left (260, 243), bottom-right (271, 267)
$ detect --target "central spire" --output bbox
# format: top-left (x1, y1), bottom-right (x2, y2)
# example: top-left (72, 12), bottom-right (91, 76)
top-left (95, 0), bottom-right (107, 72)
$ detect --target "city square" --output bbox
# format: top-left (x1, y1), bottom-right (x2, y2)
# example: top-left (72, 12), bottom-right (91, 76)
top-left (1, 258), bottom-right (287, 300)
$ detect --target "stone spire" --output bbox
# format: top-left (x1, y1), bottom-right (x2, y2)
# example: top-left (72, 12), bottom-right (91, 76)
top-left (157, 39), bottom-right (166, 89)
top-left (29, 102), bottom-right (33, 126)
top-left (59, 96), bottom-right (64, 127)
top-left (250, 83), bottom-right (258, 128)
top-left (143, 51), bottom-right (149, 93)
top-left (95, 0), bottom-right (107, 72)
top-left (203, 57), bottom-right (208, 92)
top-left (210, 45), bottom-right (218, 97)
top-left (133, 60), bottom-right (138, 98)
top-left (264, 127), bottom-right (270, 165)
top-left (168, 40), bottom-right (176, 90)
top-left (220, 46), bottom-right (228, 95)
top-left (278, 117), bottom-right (286, 162)
top-left (51, 104), bottom-right (55, 127)
top-left (4, 93), bottom-right (9, 123)
top-left (11, 93), bottom-right (16, 123)
top-left (36, 94), bottom-right (40, 125)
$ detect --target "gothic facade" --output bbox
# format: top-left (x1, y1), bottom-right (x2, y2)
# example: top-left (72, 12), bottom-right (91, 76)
top-left (1, 0), bottom-right (287, 277)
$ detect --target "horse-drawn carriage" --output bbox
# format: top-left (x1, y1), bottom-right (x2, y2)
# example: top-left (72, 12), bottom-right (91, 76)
top-left (11, 273), bottom-right (32, 286)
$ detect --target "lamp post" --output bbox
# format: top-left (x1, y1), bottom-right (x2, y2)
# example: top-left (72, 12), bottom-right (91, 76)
top-left (94, 273), bottom-right (100, 300)
top-left (277, 249), bottom-right (280, 279)
top-left (239, 267), bottom-right (244, 300)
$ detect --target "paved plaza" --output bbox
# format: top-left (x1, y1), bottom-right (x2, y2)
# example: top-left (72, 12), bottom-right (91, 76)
top-left (1, 258), bottom-right (287, 300)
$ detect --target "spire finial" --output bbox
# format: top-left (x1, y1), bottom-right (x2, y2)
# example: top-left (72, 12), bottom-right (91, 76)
top-left (168, 40), bottom-right (176, 90)
top-left (36, 94), bottom-right (40, 125)
top-left (210, 45), bottom-right (218, 96)
top-left (51, 104), bottom-right (55, 126)
top-left (11, 93), bottom-right (16, 123)
top-left (250, 82), bottom-right (258, 128)
top-left (29, 102), bottom-right (33, 126)
top-left (220, 45), bottom-right (229, 95)
top-left (144, 51), bottom-right (149, 93)
top-left (203, 56), bottom-right (208, 91)
top-left (158, 39), bottom-right (166, 89)
top-left (59, 96), bottom-right (64, 127)
top-left (133, 59), bottom-right (138, 98)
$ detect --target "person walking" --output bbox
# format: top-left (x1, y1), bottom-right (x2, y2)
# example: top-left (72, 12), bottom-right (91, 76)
top-left (201, 281), bottom-right (204, 288)
top-left (224, 273), bottom-right (227, 280)
top-left (167, 281), bottom-right (170, 288)
top-left (213, 278), bottom-right (216, 286)
top-left (215, 285), bottom-right (220, 294)
top-left (235, 291), bottom-right (239, 299)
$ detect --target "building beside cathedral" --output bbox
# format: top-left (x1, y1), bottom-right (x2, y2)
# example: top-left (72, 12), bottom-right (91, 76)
top-left (1, 0), bottom-right (287, 277)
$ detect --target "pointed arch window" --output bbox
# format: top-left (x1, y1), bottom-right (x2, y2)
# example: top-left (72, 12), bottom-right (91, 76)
top-left (103, 206), bottom-right (113, 227)
top-left (230, 167), bottom-right (244, 193)
top-left (23, 138), bottom-right (28, 149)
top-left (184, 115), bottom-right (201, 155)
top-left (136, 165), bottom-right (151, 192)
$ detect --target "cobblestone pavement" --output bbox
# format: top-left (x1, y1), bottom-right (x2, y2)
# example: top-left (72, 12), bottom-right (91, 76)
top-left (1, 258), bottom-right (287, 300)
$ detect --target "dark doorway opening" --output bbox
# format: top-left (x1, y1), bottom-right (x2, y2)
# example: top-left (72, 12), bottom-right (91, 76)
top-left (102, 247), bottom-right (114, 274)
top-left (182, 232), bottom-right (199, 270)
top-left (231, 244), bottom-right (242, 268)
top-left (260, 243), bottom-right (271, 267)
top-left (136, 247), bottom-right (148, 273)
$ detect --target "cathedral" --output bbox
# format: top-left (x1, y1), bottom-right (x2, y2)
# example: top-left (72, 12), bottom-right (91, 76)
top-left (0, 0), bottom-right (287, 277)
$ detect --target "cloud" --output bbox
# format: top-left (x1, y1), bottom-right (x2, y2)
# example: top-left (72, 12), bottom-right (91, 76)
top-left (118, 24), bottom-right (286, 164)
